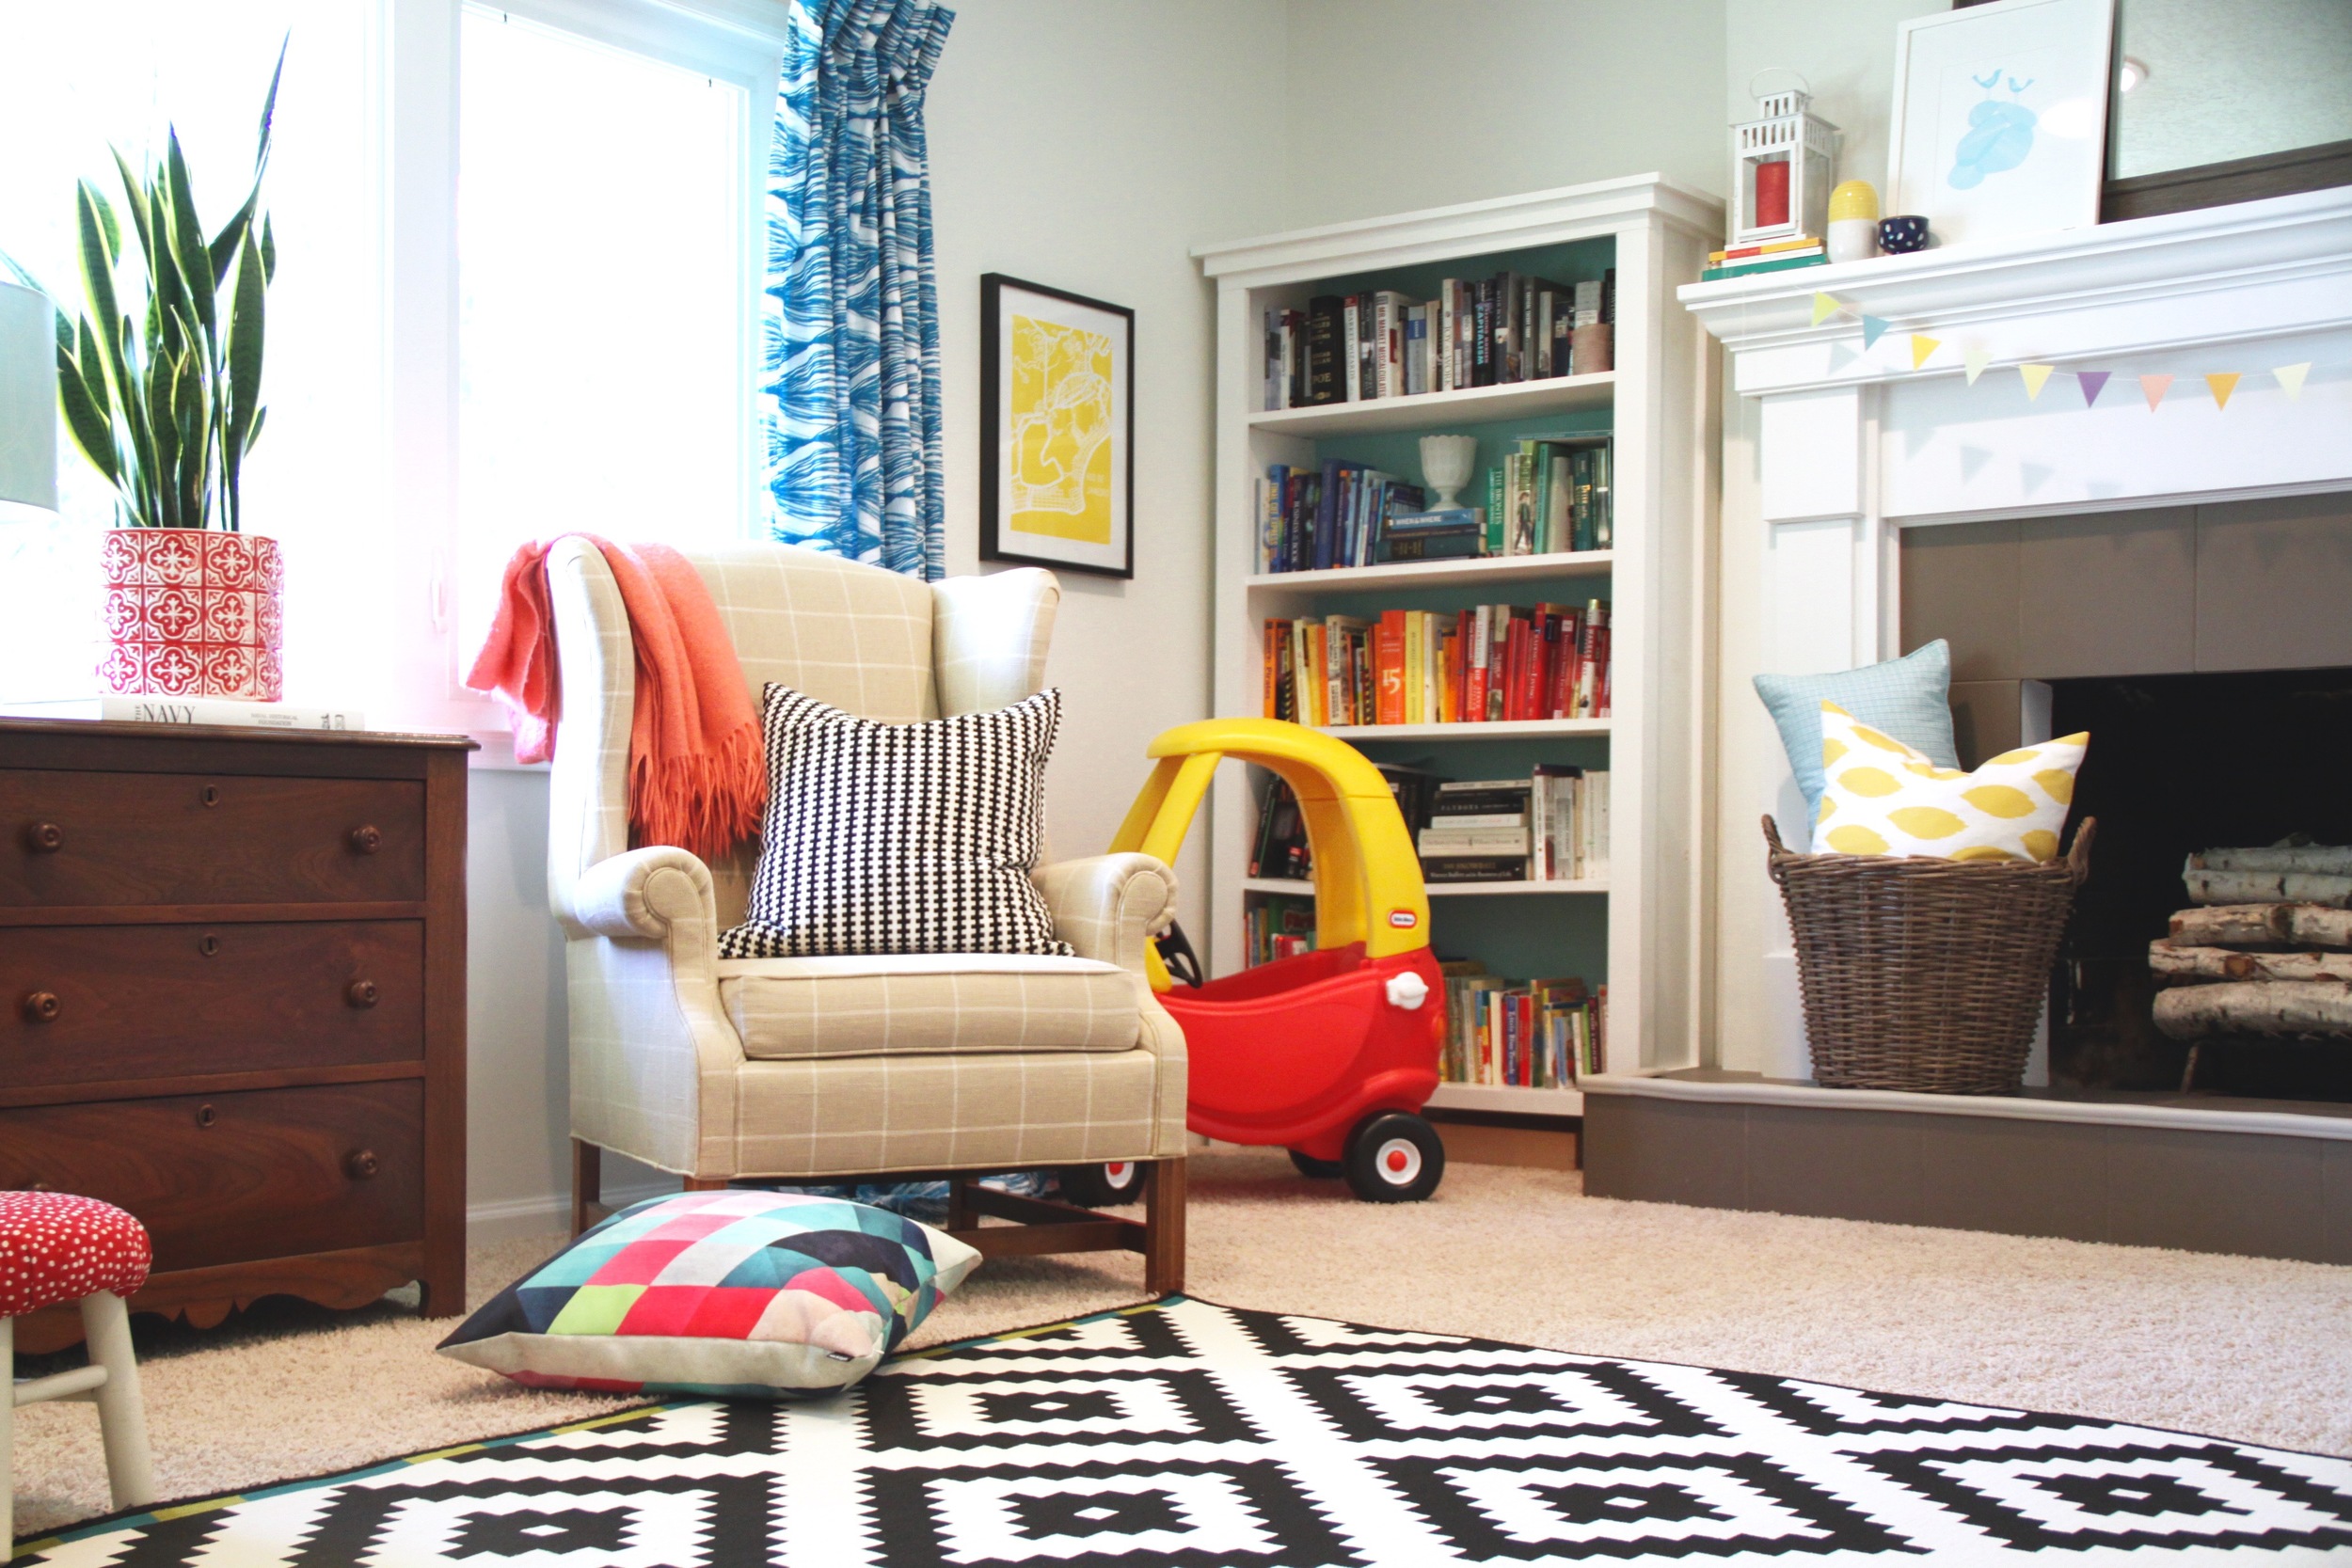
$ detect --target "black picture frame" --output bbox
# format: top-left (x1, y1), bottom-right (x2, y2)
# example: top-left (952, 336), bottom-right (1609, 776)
top-left (978, 273), bottom-right (1136, 579)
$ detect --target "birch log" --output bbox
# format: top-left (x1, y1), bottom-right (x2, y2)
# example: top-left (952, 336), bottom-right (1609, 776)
top-left (2169, 904), bottom-right (2295, 946)
top-left (2292, 907), bottom-right (2352, 948)
top-left (2148, 943), bottom-right (2352, 984)
top-left (2152, 980), bottom-right (2352, 1039)
top-left (2192, 846), bottom-right (2352, 876)
top-left (2182, 868), bottom-right (2352, 908)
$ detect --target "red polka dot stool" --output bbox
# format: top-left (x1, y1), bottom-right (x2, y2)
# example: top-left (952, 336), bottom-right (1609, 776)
top-left (4, 1193), bottom-right (157, 1556)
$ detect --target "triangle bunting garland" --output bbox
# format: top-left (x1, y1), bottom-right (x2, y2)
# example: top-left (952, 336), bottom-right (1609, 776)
top-left (1768, 290), bottom-right (2339, 412)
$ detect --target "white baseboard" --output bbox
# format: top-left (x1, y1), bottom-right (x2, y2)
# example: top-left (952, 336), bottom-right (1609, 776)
top-left (466, 1180), bottom-right (676, 1245)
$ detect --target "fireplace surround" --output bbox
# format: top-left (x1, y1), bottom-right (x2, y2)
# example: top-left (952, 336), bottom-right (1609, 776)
top-left (1581, 186), bottom-right (2352, 1262)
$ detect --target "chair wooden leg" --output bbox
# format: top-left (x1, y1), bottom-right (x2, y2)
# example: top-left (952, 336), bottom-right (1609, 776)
top-left (571, 1138), bottom-right (602, 1238)
top-left (78, 1291), bottom-right (154, 1512)
top-left (946, 1174), bottom-right (976, 1233)
top-left (3, 1313), bottom-right (14, 1559)
top-left (1142, 1158), bottom-right (1187, 1298)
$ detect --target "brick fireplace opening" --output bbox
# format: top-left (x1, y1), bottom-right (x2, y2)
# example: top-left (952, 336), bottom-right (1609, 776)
top-left (1901, 492), bottom-right (2352, 1103)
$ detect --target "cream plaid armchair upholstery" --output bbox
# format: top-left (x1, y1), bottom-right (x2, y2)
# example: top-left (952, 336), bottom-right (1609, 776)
top-left (545, 541), bottom-right (1188, 1288)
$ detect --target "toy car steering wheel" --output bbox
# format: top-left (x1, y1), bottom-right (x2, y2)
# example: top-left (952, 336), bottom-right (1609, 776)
top-left (1154, 920), bottom-right (1205, 989)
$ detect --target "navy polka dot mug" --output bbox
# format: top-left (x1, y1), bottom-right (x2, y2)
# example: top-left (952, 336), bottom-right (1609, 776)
top-left (1878, 214), bottom-right (1930, 254)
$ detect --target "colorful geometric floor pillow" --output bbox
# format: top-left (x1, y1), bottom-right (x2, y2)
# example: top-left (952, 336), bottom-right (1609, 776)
top-left (1813, 701), bottom-right (2087, 862)
top-left (437, 1191), bottom-right (980, 1397)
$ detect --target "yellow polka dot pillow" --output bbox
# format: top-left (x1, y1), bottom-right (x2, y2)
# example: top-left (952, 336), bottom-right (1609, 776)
top-left (1812, 702), bottom-right (2086, 862)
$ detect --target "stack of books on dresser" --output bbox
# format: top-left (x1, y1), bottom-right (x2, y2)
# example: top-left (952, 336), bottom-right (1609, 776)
top-left (0, 695), bottom-right (370, 730)
top-left (1263, 269), bottom-right (1615, 408)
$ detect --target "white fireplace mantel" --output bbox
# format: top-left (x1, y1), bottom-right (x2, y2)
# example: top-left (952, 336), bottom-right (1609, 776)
top-left (1682, 185), bottom-right (2352, 1079)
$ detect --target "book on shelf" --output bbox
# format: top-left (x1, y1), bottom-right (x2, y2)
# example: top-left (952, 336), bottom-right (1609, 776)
top-left (1255, 436), bottom-right (1608, 576)
top-left (1255, 462), bottom-right (1428, 575)
top-left (1249, 763), bottom-right (1438, 884)
top-left (1438, 963), bottom-right (1606, 1086)
top-left (1244, 893), bottom-right (1316, 967)
top-left (1250, 768), bottom-right (1606, 887)
top-left (1422, 855), bottom-right (1531, 884)
top-left (1487, 436), bottom-right (1613, 558)
top-left (1, 695), bottom-right (371, 732)
top-left (1261, 600), bottom-right (1612, 728)
top-left (1263, 267), bottom-right (1614, 411)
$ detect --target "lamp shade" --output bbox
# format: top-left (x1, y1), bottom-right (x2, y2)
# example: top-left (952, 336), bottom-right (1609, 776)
top-left (0, 281), bottom-right (59, 512)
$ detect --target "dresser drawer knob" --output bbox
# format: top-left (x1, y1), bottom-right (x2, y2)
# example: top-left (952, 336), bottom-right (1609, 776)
top-left (349, 825), bottom-right (383, 855)
top-left (23, 821), bottom-right (63, 853)
top-left (345, 1148), bottom-right (380, 1180)
top-left (22, 991), bottom-right (61, 1022)
top-left (347, 979), bottom-right (380, 1009)
top-left (197, 1103), bottom-right (218, 1129)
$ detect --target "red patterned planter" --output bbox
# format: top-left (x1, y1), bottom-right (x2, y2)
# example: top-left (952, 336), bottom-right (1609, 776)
top-left (99, 529), bottom-right (284, 701)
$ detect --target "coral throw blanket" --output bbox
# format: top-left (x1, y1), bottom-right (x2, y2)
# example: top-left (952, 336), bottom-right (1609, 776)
top-left (467, 537), bottom-right (765, 861)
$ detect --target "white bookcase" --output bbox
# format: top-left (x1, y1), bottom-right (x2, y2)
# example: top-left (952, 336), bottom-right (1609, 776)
top-left (1193, 175), bottom-right (1721, 1116)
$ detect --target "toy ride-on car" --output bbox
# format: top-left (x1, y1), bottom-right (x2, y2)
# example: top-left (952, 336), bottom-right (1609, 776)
top-left (1087, 718), bottom-right (1448, 1202)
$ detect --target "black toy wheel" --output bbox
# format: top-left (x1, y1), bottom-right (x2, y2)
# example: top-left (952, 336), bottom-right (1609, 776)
top-left (1343, 1113), bottom-right (1445, 1203)
top-left (1288, 1149), bottom-right (1344, 1180)
top-left (1057, 1160), bottom-right (1146, 1208)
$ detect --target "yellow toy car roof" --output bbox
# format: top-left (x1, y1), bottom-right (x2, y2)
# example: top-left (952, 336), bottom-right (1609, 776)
top-left (1110, 718), bottom-right (1431, 990)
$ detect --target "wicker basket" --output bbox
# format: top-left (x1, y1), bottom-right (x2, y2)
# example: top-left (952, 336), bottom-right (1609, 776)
top-left (1764, 815), bottom-right (2095, 1094)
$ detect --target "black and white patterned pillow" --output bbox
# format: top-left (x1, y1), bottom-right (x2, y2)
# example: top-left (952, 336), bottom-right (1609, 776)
top-left (718, 686), bottom-right (1073, 958)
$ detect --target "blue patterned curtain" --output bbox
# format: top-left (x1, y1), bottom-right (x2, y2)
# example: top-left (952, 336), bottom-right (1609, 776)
top-left (763, 0), bottom-right (953, 580)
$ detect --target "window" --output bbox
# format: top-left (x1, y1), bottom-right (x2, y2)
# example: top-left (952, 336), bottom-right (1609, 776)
top-left (0, 0), bottom-right (780, 737)
top-left (454, 1), bottom-right (771, 667)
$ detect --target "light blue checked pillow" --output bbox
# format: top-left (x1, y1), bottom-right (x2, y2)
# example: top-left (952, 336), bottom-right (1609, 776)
top-left (1754, 641), bottom-right (1957, 817)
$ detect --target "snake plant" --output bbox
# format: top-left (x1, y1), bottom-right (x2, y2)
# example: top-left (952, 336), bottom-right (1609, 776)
top-left (6, 45), bottom-right (283, 531)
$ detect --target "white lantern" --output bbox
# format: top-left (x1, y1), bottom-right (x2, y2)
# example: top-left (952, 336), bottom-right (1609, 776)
top-left (1729, 86), bottom-right (1841, 249)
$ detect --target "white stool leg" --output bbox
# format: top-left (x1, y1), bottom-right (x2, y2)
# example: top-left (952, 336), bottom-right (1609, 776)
top-left (4, 1313), bottom-right (16, 1561)
top-left (76, 1294), bottom-right (154, 1512)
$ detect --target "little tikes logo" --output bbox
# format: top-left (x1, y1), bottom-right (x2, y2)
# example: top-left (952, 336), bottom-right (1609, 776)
top-left (1388, 910), bottom-right (1417, 928)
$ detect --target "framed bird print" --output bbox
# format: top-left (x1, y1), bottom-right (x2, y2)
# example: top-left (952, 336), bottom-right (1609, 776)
top-left (1887, 0), bottom-right (2115, 250)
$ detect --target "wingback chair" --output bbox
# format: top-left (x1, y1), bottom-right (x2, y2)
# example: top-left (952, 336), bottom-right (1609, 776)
top-left (545, 540), bottom-right (1187, 1291)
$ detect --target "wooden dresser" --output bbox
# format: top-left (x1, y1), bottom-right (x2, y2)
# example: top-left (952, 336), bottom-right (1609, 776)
top-left (0, 720), bottom-right (471, 1353)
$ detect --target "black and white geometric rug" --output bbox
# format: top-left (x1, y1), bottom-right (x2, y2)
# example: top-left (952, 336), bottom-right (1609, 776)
top-left (20, 1295), bottom-right (2352, 1564)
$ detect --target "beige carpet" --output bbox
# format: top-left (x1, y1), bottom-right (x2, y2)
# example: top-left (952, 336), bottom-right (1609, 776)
top-left (14, 1150), bottom-right (2352, 1538)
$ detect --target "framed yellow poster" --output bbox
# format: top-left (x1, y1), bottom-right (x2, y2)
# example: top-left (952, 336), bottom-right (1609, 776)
top-left (980, 274), bottom-right (1135, 578)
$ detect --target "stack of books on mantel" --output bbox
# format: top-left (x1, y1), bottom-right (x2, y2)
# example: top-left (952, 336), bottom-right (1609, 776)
top-left (1419, 771), bottom-right (1610, 883)
top-left (1699, 236), bottom-right (1826, 282)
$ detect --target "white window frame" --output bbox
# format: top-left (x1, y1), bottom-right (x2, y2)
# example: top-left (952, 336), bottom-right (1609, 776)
top-left (385, 0), bottom-right (783, 749)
